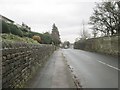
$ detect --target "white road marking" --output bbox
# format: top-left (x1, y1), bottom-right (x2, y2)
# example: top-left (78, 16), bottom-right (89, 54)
top-left (98, 60), bottom-right (120, 71)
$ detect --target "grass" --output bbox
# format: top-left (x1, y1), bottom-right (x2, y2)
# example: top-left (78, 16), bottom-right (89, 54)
top-left (0, 33), bottom-right (39, 44)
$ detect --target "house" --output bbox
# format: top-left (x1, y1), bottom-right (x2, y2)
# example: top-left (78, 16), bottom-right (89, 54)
top-left (0, 15), bottom-right (14, 23)
top-left (0, 15), bottom-right (31, 32)
top-left (15, 23), bottom-right (22, 28)
top-left (22, 22), bottom-right (31, 31)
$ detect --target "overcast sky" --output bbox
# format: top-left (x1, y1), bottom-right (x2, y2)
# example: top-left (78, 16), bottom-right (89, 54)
top-left (0, 0), bottom-right (102, 43)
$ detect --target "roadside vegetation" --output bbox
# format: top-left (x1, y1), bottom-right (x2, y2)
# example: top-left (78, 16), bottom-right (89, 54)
top-left (89, 2), bottom-right (120, 37)
top-left (74, 1), bottom-right (120, 49)
top-left (1, 34), bottom-right (39, 44)
top-left (1, 19), bottom-right (61, 45)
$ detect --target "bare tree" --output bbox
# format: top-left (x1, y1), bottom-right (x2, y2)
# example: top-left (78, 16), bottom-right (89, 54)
top-left (89, 1), bottom-right (120, 37)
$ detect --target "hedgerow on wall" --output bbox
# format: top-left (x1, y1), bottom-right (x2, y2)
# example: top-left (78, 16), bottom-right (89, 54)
top-left (1, 21), bottom-right (56, 45)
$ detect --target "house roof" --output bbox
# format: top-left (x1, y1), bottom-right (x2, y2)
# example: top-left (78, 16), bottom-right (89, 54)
top-left (0, 15), bottom-right (14, 23)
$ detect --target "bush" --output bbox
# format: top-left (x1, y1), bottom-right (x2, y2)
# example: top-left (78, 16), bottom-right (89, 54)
top-left (28, 31), bottom-right (40, 38)
top-left (32, 35), bottom-right (41, 43)
top-left (21, 28), bottom-right (28, 32)
top-left (8, 23), bottom-right (23, 37)
top-left (20, 28), bottom-right (30, 37)
top-left (2, 20), bottom-right (10, 33)
top-left (42, 34), bottom-right (52, 44)
top-left (29, 31), bottom-right (53, 44)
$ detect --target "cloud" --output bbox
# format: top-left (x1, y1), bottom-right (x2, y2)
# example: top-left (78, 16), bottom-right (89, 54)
top-left (0, 0), bottom-right (96, 43)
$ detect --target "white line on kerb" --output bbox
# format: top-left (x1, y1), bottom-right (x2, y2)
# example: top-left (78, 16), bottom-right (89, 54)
top-left (98, 60), bottom-right (120, 71)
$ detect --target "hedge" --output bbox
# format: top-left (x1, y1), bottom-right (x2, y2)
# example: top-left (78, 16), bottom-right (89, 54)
top-left (2, 20), bottom-right (10, 33)
top-left (7, 23), bottom-right (23, 37)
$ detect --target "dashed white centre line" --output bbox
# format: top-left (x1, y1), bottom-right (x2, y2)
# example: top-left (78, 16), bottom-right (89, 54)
top-left (98, 60), bottom-right (120, 71)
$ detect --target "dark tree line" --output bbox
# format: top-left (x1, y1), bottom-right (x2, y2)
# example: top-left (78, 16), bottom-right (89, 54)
top-left (89, 1), bottom-right (120, 37)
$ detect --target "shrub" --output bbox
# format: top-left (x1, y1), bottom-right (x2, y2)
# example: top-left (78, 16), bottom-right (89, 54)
top-left (28, 31), bottom-right (40, 38)
top-left (2, 20), bottom-right (10, 33)
top-left (32, 35), bottom-right (41, 43)
top-left (8, 23), bottom-right (23, 37)
top-left (42, 34), bottom-right (52, 44)
top-left (20, 28), bottom-right (28, 32)
top-left (20, 29), bottom-right (29, 37)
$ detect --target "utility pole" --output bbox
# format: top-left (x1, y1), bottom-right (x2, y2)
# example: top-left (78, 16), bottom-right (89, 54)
top-left (81, 20), bottom-right (86, 39)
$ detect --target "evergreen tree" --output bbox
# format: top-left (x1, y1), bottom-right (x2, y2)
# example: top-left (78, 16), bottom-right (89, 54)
top-left (51, 23), bottom-right (61, 45)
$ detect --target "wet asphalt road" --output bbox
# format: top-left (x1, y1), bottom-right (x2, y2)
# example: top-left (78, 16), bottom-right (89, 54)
top-left (62, 49), bottom-right (119, 88)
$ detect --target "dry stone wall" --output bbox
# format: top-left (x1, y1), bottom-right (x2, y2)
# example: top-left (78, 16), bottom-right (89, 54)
top-left (74, 35), bottom-right (119, 56)
top-left (2, 42), bottom-right (55, 88)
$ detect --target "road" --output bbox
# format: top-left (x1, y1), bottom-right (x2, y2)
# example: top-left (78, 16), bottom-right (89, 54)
top-left (63, 49), bottom-right (119, 88)
top-left (27, 49), bottom-right (119, 88)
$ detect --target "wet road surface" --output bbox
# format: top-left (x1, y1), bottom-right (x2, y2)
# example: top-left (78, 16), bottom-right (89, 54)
top-left (27, 49), bottom-right (75, 88)
top-left (27, 48), bottom-right (118, 88)
top-left (63, 49), bottom-right (118, 88)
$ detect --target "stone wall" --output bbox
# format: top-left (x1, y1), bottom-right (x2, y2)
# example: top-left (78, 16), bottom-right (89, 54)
top-left (74, 35), bottom-right (119, 56)
top-left (2, 42), bottom-right (56, 88)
